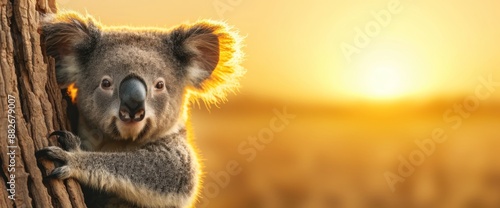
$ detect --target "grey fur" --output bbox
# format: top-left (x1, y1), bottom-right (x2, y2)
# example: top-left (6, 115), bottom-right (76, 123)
top-left (37, 11), bottom-right (244, 208)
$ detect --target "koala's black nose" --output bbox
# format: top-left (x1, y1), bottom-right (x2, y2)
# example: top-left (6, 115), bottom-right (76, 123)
top-left (119, 77), bottom-right (146, 122)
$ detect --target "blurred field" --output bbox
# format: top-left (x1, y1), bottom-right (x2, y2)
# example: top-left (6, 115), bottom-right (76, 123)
top-left (191, 96), bottom-right (500, 208)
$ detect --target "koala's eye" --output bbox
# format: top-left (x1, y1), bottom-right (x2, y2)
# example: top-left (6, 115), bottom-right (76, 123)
top-left (155, 81), bottom-right (165, 90)
top-left (101, 79), bottom-right (112, 89)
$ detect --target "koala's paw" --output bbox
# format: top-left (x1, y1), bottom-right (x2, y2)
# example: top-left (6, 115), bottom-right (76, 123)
top-left (49, 130), bottom-right (81, 151)
top-left (35, 146), bottom-right (73, 180)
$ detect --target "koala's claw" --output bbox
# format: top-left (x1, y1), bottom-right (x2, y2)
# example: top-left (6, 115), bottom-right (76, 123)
top-left (36, 146), bottom-right (73, 180)
top-left (47, 166), bottom-right (72, 180)
top-left (35, 146), bottom-right (69, 164)
top-left (49, 130), bottom-right (81, 151)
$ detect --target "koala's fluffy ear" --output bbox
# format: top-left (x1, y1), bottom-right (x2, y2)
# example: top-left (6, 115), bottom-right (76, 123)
top-left (41, 12), bottom-right (100, 88)
top-left (168, 20), bottom-right (245, 104)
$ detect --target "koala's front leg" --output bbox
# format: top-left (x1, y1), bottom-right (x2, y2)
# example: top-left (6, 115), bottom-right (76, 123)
top-left (36, 131), bottom-right (196, 208)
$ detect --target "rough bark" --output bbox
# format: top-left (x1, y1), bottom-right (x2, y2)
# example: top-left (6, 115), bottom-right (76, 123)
top-left (0, 0), bottom-right (85, 207)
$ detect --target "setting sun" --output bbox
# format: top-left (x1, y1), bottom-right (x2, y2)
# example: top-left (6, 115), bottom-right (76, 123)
top-left (345, 46), bottom-right (425, 101)
top-left (362, 64), bottom-right (407, 99)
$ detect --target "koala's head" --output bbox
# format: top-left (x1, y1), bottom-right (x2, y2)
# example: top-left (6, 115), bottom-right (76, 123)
top-left (41, 12), bottom-right (244, 141)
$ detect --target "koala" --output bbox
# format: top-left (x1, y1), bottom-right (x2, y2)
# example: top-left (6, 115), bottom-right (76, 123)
top-left (36, 12), bottom-right (244, 208)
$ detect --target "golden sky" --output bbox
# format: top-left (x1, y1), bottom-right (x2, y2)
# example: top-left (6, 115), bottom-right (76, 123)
top-left (59, 0), bottom-right (500, 103)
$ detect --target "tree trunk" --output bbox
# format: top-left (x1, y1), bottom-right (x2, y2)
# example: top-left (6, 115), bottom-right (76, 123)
top-left (0, 0), bottom-right (86, 207)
